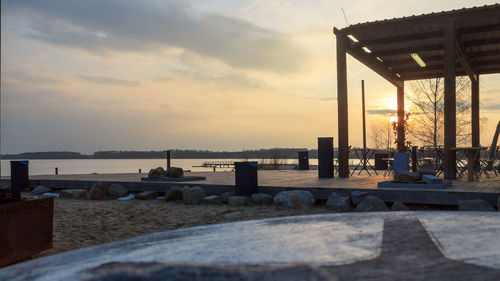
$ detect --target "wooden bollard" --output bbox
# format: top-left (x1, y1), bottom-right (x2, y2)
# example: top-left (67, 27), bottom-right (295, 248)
top-left (139, 168), bottom-right (142, 174)
top-left (55, 167), bottom-right (58, 175)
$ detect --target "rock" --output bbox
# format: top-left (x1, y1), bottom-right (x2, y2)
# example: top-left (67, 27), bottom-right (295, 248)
top-left (106, 183), bottom-right (128, 198)
top-left (32, 185), bottom-right (51, 195)
top-left (228, 196), bottom-right (252, 207)
top-left (165, 186), bottom-right (183, 201)
top-left (395, 171), bottom-right (420, 182)
top-left (251, 193), bottom-right (274, 205)
top-left (356, 195), bottom-right (389, 212)
top-left (86, 183), bottom-right (107, 200)
top-left (273, 190), bottom-right (315, 209)
top-left (391, 201), bottom-right (409, 211)
top-left (136, 191), bottom-right (158, 200)
top-left (165, 167), bottom-right (184, 178)
top-left (350, 191), bottom-right (369, 206)
top-left (417, 169), bottom-right (437, 179)
top-left (221, 192), bottom-right (236, 203)
top-left (182, 186), bottom-right (207, 205)
top-left (200, 195), bottom-right (223, 205)
top-left (458, 199), bottom-right (495, 211)
top-left (148, 167), bottom-right (165, 178)
top-left (325, 192), bottom-right (352, 212)
top-left (59, 189), bottom-right (88, 199)
top-left (422, 175), bottom-right (443, 184)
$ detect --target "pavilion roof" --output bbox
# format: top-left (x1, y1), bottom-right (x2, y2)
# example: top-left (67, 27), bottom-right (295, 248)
top-left (334, 4), bottom-right (500, 82)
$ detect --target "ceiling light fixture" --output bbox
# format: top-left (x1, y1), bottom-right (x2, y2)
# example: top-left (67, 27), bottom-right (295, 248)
top-left (411, 53), bottom-right (426, 67)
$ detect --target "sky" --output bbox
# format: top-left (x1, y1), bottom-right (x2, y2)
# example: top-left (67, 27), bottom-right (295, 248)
top-left (1, 0), bottom-right (500, 154)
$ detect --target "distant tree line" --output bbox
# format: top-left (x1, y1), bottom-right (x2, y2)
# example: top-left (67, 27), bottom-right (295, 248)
top-left (3, 148), bottom-right (383, 160)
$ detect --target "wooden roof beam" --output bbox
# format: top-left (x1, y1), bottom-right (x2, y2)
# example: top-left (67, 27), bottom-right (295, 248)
top-left (334, 27), bottom-right (403, 87)
top-left (456, 40), bottom-right (478, 82)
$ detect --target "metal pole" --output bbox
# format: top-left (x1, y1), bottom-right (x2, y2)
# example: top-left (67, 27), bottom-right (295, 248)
top-left (336, 31), bottom-right (349, 178)
top-left (167, 150), bottom-right (171, 169)
top-left (362, 80), bottom-right (367, 150)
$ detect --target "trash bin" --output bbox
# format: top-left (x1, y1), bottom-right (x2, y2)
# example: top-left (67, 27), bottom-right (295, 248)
top-left (10, 161), bottom-right (30, 192)
top-left (318, 137), bottom-right (334, 178)
top-left (234, 162), bottom-right (258, 196)
top-left (374, 153), bottom-right (388, 170)
top-left (298, 151), bottom-right (309, 170)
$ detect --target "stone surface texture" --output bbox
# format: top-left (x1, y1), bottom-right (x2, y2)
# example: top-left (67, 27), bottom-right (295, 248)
top-left (350, 191), bottom-right (368, 206)
top-left (136, 191), bottom-right (158, 200)
top-left (182, 186), bottom-right (207, 205)
top-left (164, 186), bottom-right (183, 201)
top-left (356, 196), bottom-right (389, 212)
top-left (165, 167), bottom-right (184, 178)
top-left (251, 193), bottom-right (274, 205)
top-left (59, 189), bottom-right (88, 199)
top-left (200, 195), bottom-right (223, 205)
top-left (391, 201), bottom-right (410, 211)
top-left (31, 185), bottom-right (51, 195)
top-left (228, 196), bottom-right (252, 207)
top-left (273, 190), bottom-right (315, 209)
top-left (394, 171), bottom-right (420, 182)
top-left (2, 212), bottom-right (500, 281)
top-left (148, 167), bottom-right (165, 178)
top-left (325, 192), bottom-right (352, 212)
top-left (86, 183), bottom-right (107, 200)
top-left (221, 192), bottom-right (236, 203)
top-left (458, 199), bottom-right (495, 211)
top-left (106, 183), bottom-right (128, 198)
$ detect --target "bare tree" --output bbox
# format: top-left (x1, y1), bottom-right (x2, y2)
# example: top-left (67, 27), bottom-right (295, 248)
top-left (369, 114), bottom-right (395, 150)
top-left (407, 77), bottom-right (472, 148)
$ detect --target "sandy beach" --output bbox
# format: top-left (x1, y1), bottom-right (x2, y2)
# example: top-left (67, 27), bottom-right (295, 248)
top-left (27, 194), bottom-right (332, 258)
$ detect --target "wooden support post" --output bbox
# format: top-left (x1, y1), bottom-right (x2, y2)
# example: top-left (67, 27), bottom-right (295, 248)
top-left (471, 77), bottom-right (480, 147)
top-left (362, 80), bottom-right (367, 150)
top-left (337, 32), bottom-right (349, 178)
top-left (397, 84), bottom-right (405, 152)
top-left (444, 21), bottom-right (457, 180)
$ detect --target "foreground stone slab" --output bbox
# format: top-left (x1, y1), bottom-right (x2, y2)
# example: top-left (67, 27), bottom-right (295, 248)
top-left (1, 212), bottom-right (499, 280)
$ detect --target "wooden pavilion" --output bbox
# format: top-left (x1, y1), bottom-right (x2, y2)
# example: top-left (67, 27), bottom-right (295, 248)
top-left (333, 4), bottom-right (500, 179)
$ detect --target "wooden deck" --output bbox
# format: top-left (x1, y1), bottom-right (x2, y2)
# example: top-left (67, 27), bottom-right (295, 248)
top-left (18, 170), bottom-right (500, 193)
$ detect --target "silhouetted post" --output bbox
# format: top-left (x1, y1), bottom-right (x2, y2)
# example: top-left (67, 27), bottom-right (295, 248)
top-left (443, 20), bottom-right (457, 179)
top-left (11, 161), bottom-right (29, 193)
top-left (55, 167), bottom-right (58, 175)
top-left (166, 150), bottom-right (171, 169)
top-left (318, 137), bottom-right (334, 178)
top-left (234, 162), bottom-right (258, 197)
top-left (298, 151), bottom-right (309, 170)
top-left (336, 30), bottom-right (349, 178)
top-left (411, 147), bottom-right (417, 172)
top-left (362, 80), bottom-right (367, 151)
top-left (397, 84), bottom-right (405, 152)
top-left (139, 168), bottom-right (142, 174)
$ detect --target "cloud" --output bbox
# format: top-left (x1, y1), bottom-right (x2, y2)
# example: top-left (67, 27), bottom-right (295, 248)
top-left (4, 0), bottom-right (307, 73)
top-left (367, 109), bottom-right (397, 115)
top-left (483, 104), bottom-right (500, 111)
top-left (79, 75), bottom-right (141, 87)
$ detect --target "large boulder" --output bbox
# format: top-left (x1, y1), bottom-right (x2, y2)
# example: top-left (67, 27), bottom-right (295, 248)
top-left (32, 185), bottom-right (51, 195)
top-left (182, 186), bottom-right (207, 205)
top-left (228, 196), bottom-right (252, 207)
top-left (458, 199), bottom-right (495, 211)
top-left (273, 190), bottom-right (315, 209)
top-left (200, 195), bottom-right (223, 205)
top-left (394, 171), bottom-right (420, 182)
top-left (136, 191), bottom-right (158, 200)
top-left (165, 186), bottom-right (183, 201)
top-left (59, 189), bottom-right (88, 199)
top-left (106, 183), bottom-right (128, 198)
top-left (165, 167), bottom-right (184, 178)
top-left (417, 169), bottom-right (437, 179)
top-left (251, 193), bottom-right (274, 205)
top-left (86, 182), bottom-right (107, 200)
top-left (221, 192), bottom-right (236, 203)
top-left (356, 195), bottom-right (389, 212)
top-left (391, 201), bottom-right (410, 211)
top-left (148, 167), bottom-right (165, 178)
top-left (325, 192), bottom-right (352, 212)
top-left (350, 191), bottom-right (368, 206)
